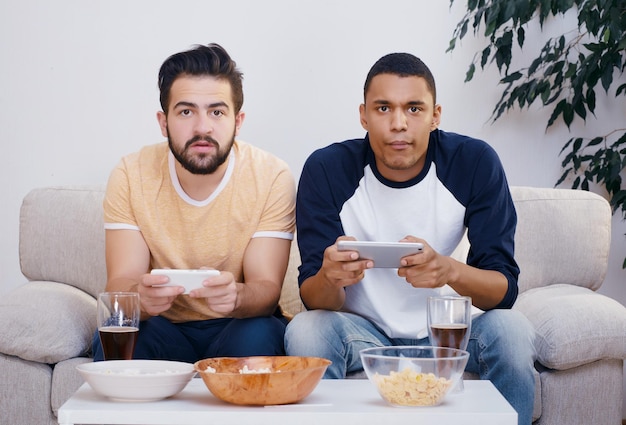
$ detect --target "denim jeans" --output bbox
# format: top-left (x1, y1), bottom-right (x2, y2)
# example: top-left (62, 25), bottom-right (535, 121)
top-left (285, 309), bottom-right (536, 425)
top-left (93, 315), bottom-right (287, 363)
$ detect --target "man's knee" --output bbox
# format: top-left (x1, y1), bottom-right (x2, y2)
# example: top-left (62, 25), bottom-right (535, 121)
top-left (285, 310), bottom-right (339, 354)
top-left (474, 309), bottom-right (536, 360)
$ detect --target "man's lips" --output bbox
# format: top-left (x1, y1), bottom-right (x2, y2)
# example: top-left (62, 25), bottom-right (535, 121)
top-left (388, 140), bottom-right (411, 149)
top-left (186, 137), bottom-right (218, 152)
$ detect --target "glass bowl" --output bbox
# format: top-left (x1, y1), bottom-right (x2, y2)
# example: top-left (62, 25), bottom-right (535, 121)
top-left (360, 346), bottom-right (469, 407)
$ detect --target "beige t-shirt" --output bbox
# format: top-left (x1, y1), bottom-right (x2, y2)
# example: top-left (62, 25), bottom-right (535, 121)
top-left (103, 140), bottom-right (296, 322)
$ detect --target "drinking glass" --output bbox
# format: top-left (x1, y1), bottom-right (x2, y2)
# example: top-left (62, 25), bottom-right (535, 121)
top-left (97, 292), bottom-right (140, 360)
top-left (427, 295), bottom-right (471, 392)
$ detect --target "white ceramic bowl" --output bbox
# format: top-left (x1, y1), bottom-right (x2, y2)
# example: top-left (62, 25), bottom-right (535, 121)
top-left (360, 346), bottom-right (469, 407)
top-left (76, 360), bottom-right (196, 402)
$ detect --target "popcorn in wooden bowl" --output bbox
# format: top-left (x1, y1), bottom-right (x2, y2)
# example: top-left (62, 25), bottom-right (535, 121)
top-left (194, 356), bottom-right (331, 405)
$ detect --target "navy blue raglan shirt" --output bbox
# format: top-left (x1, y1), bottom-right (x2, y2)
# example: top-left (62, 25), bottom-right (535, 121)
top-left (296, 129), bottom-right (519, 338)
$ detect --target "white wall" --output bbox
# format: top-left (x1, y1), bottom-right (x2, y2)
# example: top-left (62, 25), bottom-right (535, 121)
top-left (1, 0), bottom-right (625, 417)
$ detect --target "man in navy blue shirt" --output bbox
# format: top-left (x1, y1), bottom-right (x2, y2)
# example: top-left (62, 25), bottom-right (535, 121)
top-left (285, 52), bottom-right (536, 425)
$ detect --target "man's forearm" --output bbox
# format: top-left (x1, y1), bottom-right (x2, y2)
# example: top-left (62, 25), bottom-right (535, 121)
top-left (299, 274), bottom-right (345, 311)
top-left (229, 280), bottom-right (282, 318)
top-left (446, 260), bottom-right (509, 310)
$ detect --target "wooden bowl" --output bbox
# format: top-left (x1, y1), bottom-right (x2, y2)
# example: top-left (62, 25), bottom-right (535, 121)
top-left (194, 356), bottom-right (331, 405)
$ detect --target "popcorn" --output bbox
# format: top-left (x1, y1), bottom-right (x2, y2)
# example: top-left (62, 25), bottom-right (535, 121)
top-left (373, 368), bottom-right (452, 406)
top-left (204, 365), bottom-right (276, 374)
top-left (100, 368), bottom-right (179, 376)
top-left (239, 365), bottom-right (272, 374)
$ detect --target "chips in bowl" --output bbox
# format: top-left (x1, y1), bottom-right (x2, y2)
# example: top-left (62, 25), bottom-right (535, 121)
top-left (360, 346), bottom-right (469, 407)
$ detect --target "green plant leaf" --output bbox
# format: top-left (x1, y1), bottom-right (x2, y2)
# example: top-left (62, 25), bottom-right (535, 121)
top-left (560, 137), bottom-right (575, 154)
top-left (465, 63), bottom-right (476, 82)
top-left (563, 101), bottom-right (574, 127)
top-left (494, 30), bottom-right (514, 71)
top-left (547, 99), bottom-right (566, 127)
top-left (573, 98), bottom-right (587, 120)
top-left (612, 191), bottom-right (626, 215)
top-left (601, 62), bottom-right (614, 92)
top-left (446, 38), bottom-right (457, 53)
top-left (586, 88), bottom-right (597, 114)
top-left (588, 137), bottom-right (605, 147)
top-left (481, 46), bottom-right (491, 68)
top-left (573, 137), bottom-right (584, 152)
top-left (517, 26), bottom-right (525, 48)
top-left (564, 62), bottom-right (577, 78)
top-left (561, 149), bottom-right (575, 166)
top-left (556, 168), bottom-right (572, 185)
top-left (501, 71), bottom-right (523, 83)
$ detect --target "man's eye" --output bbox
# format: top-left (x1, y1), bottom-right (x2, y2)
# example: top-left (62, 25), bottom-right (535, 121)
top-left (180, 109), bottom-right (192, 116)
top-left (409, 106), bottom-right (420, 113)
top-left (378, 106), bottom-right (389, 112)
top-left (212, 110), bottom-right (224, 117)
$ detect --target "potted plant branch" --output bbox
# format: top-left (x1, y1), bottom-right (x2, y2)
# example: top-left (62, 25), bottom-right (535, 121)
top-left (447, 0), bottom-right (626, 267)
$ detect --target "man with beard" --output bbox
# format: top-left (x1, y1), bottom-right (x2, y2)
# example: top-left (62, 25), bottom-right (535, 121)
top-left (92, 43), bottom-right (295, 362)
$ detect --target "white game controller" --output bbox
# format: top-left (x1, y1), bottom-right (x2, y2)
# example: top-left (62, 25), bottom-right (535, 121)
top-left (150, 269), bottom-right (220, 293)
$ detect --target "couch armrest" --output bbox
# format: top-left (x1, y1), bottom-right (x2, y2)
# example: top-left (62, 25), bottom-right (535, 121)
top-left (513, 284), bottom-right (626, 370)
top-left (0, 282), bottom-right (97, 364)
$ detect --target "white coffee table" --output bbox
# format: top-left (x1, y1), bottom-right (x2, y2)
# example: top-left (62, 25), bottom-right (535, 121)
top-left (58, 378), bottom-right (517, 425)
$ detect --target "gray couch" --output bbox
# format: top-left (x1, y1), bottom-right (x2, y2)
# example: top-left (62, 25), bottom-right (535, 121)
top-left (1, 185), bottom-right (625, 425)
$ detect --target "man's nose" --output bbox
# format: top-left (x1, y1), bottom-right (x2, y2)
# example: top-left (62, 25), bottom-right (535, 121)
top-left (195, 114), bottom-right (214, 134)
top-left (391, 110), bottom-right (408, 131)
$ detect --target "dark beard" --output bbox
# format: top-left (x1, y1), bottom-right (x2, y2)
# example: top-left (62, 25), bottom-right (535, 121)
top-left (168, 132), bottom-right (234, 175)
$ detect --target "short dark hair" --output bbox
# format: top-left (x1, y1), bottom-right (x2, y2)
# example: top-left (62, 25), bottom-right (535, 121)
top-left (363, 53), bottom-right (437, 104)
top-left (158, 43), bottom-right (244, 114)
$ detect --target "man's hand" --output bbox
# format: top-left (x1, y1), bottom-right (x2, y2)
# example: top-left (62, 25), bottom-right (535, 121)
top-left (137, 273), bottom-right (185, 316)
top-left (299, 236), bottom-right (372, 311)
top-left (320, 236), bottom-right (374, 289)
top-left (396, 236), bottom-right (453, 289)
top-left (398, 236), bottom-right (454, 288)
top-left (189, 271), bottom-right (239, 315)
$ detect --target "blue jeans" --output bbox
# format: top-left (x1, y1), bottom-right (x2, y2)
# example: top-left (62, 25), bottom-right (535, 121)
top-left (285, 309), bottom-right (536, 425)
top-left (93, 315), bottom-right (286, 363)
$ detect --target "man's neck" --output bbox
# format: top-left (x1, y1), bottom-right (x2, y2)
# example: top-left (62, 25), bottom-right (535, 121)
top-left (174, 157), bottom-right (230, 201)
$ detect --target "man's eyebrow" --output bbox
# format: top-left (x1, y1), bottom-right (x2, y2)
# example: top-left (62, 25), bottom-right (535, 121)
top-left (172, 101), bottom-right (230, 110)
top-left (371, 99), bottom-right (427, 105)
top-left (173, 101), bottom-right (197, 110)
top-left (208, 101), bottom-right (230, 110)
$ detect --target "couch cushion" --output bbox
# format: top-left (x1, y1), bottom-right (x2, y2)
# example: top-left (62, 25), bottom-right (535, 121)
top-left (0, 353), bottom-right (56, 425)
top-left (514, 284), bottom-right (626, 369)
top-left (510, 187), bottom-right (611, 293)
top-left (19, 186), bottom-right (107, 298)
top-left (0, 282), bottom-right (97, 364)
top-left (51, 357), bottom-right (91, 417)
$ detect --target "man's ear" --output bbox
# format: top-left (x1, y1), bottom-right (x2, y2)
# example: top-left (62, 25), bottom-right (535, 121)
top-left (157, 111), bottom-right (168, 138)
top-left (431, 104), bottom-right (442, 131)
top-left (359, 103), bottom-right (368, 131)
top-left (234, 111), bottom-right (245, 136)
